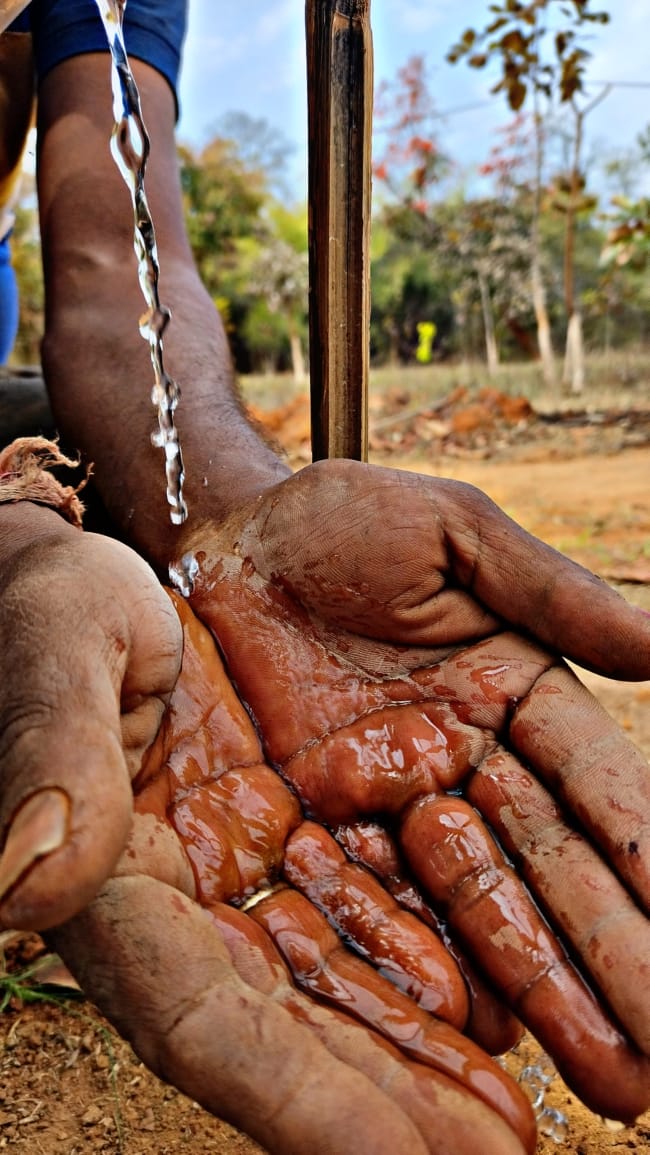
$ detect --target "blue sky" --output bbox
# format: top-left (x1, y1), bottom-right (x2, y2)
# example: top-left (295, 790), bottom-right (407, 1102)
top-left (176, 1), bottom-right (650, 200)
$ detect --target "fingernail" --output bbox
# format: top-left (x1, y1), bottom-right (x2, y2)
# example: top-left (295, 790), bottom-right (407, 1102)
top-left (0, 789), bottom-right (70, 902)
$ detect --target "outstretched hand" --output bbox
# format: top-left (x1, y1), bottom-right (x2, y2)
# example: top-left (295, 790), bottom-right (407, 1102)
top-left (177, 458), bottom-right (650, 1124)
top-left (0, 503), bottom-right (536, 1155)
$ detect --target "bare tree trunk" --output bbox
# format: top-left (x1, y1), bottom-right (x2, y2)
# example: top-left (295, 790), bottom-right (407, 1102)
top-left (452, 288), bottom-right (471, 383)
top-left (561, 87), bottom-right (610, 395)
top-left (531, 252), bottom-right (555, 387)
top-left (561, 105), bottom-right (584, 394)
top-left (288, 324), bottom-right (306, 384)
top-left (563, 310), bottom-right (584, 394)
top-left (531, 108), bottom-right (556, 388)
top-left (478, 271), bottom-right (499, 376)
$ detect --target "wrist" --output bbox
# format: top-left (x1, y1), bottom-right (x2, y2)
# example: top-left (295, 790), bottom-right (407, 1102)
top-left (121, 433), bottom-right (291, 575)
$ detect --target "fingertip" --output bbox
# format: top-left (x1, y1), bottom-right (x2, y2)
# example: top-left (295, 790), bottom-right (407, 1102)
top-left (0, 788), bottom-right (69, 923)
top-left (0, 783), bottom-right (132, 932)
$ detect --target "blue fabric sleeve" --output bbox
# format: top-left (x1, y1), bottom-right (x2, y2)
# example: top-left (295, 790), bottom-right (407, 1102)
top-left (8, 0), bottom-right (187, 113)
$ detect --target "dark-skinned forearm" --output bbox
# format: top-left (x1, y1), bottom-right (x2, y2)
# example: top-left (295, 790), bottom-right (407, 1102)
top-left (36, 55), bottom-right (289, 574)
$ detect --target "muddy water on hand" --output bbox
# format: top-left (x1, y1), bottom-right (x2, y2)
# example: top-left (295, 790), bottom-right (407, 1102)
top-left (93, 0), bottom-right (188, 525)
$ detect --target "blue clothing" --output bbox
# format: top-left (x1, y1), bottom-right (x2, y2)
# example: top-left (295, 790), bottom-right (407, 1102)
top-left (0, 231), bottom-right (19, 365)
top-left (8, 0), bottom-right (187, 110)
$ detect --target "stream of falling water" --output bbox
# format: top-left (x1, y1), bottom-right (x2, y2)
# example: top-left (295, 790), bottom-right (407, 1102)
top-left (93, 0), bottom-right (187, 525)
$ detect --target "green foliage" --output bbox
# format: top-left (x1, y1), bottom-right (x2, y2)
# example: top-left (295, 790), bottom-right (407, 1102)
top-left (602, 197), bottom-right (650, 270)
top-left (0, 955), bottom-right (77, 1012)
top-left (447, 1), bottom-right (610, 111)
top-left (9, 196), bottom-right (44, 366)
top-left (370, 234), bottom-right (455, 363)
top-left (179, 137), bottom-right (268, 285)
top-left (241, 298), bottom-right (292, 373)
top-left (178, 129), bottom-right (308, 374)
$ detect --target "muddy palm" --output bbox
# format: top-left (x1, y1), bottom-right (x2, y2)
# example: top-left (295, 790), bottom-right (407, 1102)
top-left (0, 460), bottom-right (648, 1155)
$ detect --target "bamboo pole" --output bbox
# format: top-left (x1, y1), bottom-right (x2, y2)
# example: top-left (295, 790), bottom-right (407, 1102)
top-left (305, 0), bottom-right (373, 462)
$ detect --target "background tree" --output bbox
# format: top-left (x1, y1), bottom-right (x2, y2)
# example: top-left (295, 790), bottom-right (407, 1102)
top-left (9, 178), bottom-right (43, 366)
top-left (245, 203), bottom-right (309, 382)
top-left (371, 56), bottom-right (456, 365)
top-left (479, 110), bottom-right (556, 385)
top-left (179, 135), bottom-right (268, 293)
top-left (178, 125), bottom-right (307, 376)
top-left (210, 112), bottom-right (295, 200)
top-left (373, 56), bottom-right (450, 213)
top-left (370, 217), bottom-right (455, 365)
top-left (600, 125), bottom-right (650, 276)
top-left (448, 0), bottom-right (610, 393)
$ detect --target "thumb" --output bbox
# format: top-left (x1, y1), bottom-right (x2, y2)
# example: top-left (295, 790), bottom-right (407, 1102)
top-left (0, 530), bottom-right (138, 931)
top-left (0, 733), bottom-right (133, 933)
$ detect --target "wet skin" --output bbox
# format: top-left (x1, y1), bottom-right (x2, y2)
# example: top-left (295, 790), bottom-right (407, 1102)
top-left (1, 458), bottom-right (649, 1153)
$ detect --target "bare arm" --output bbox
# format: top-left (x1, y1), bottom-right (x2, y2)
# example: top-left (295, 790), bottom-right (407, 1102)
top-left (36, 53), bottom-right (289, 569)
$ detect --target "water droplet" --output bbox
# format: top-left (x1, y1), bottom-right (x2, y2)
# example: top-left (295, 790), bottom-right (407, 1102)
top-left (519, 1064), bottom-right (551, 1099)
top-left (169, 503), bottom-right (188, 526)
top-left (535, 1052), bottom-right (557, 1086)
top-left (536, 1107), bottom-right (569, 1143)
top-left (92, 0), bottom-right (188, 527)
top-left (168, 552), bottom-right (199, 597)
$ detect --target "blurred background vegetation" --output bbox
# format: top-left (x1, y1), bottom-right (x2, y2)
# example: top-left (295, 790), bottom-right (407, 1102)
top-left (7, 1), bottom-right (650, 398)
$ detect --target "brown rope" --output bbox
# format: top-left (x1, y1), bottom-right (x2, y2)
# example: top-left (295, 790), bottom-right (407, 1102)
top-left (0, 437), bottom-right (90, 528)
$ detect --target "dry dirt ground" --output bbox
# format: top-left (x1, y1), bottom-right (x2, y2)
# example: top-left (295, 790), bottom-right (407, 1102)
top-left (1, 385), bottom-right (649, 1155)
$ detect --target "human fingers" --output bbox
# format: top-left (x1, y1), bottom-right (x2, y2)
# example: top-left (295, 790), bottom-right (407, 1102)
top-left (235, 459), bottom-right (650, 678)
top-left (400, 794), bottom-right (650, 1123)
top-left (283, 820), bottom-right (469, 1027)
top-left (508, 664), bottom-right (650, 907)
top-left (335, 819), bottom-right (524, 1056)
top-left (129, 597), bottom-right (532, 1148)
top-left (247, 888), bottom-right (536, 1152)
top-left (0, 508), bottom-right (181, 930)
top-left (467, 750), bottom-right (650, 1055)
top-left (410, 636), bottom-right (650, 963)
top-left (50, 875), bottom-right (528, 1155)
top-left (464, 668), bottom-right (650, 1067)
top-left (146, 734), bottom-right (529, 1127)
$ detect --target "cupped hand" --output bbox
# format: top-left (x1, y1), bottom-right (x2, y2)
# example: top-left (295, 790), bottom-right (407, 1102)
top-left (0, 501), bottom-right (182, 929)
top-left (176, 458), bottom-right (650, 1123)
top-left (46, 590), bottom-right (537, 1155)
top-left (0, 501), bottom-right (535, 1155)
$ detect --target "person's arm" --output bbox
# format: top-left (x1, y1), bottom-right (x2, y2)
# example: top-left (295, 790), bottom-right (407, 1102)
top-left (36, 53), bottom-right (288, 570)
